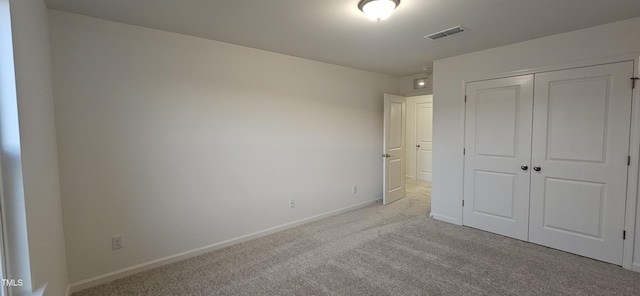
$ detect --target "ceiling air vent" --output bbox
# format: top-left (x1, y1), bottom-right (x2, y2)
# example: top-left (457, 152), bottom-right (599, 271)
top-left (425, 26), bottom-right (465, 40)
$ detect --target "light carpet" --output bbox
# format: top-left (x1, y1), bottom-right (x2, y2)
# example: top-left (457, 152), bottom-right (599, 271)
top-left (73, 179), bottom-right (640, 295)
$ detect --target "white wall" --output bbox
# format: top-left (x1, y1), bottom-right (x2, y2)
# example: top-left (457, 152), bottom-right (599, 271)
top-left (48, 11), bottom-right (398, 286)
top-left (431, 16), bottom-right (640, 266)
top-left (3, 0), bottom-right (68, 295)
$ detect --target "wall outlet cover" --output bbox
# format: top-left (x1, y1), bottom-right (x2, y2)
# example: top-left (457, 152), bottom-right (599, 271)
top-left (112, 235), bottom-right (123, 250)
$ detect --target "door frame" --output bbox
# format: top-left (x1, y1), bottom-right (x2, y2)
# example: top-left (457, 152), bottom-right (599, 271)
top-left (460, 53), bottom-right (640, 270)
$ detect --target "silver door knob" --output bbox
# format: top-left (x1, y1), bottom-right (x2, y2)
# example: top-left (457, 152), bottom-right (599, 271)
top-left (533, 166), bottom-right (541, 172)
top-left (521, 165), bottom-right (528, 171)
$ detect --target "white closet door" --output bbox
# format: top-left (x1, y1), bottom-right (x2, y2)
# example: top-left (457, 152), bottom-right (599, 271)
top-left (463, 75), bottom-right (534, 240)
top-left (529, 61), bottom-right (633, 265)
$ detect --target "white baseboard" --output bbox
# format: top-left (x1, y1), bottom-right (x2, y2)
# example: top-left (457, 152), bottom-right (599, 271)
top-left (429, 212), bottom-right (460, 225)
top-left (67, 198), bottom-right (379, 294)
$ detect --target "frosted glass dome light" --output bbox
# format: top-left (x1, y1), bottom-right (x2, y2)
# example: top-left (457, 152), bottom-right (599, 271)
top-left (358, 0), bottom-right (400, 22)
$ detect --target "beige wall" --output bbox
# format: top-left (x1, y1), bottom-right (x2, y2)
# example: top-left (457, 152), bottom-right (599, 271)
top-left (49, 11), bottom-right (398, 287)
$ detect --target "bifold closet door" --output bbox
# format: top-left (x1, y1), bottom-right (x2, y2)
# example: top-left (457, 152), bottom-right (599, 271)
top-left (463, 75), bottom-right (534, 241)
top-left (529, 61), bottom-right (634, 265)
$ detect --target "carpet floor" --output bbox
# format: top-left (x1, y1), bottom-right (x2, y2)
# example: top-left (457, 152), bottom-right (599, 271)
top-left (73, 179), bottom-right (640, 295)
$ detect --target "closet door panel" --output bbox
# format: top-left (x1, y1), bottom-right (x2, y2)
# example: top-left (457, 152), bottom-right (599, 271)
top-left (463, 75), bottom-right (534, 241)
top-left (529, 61), bottom-right (633, 265)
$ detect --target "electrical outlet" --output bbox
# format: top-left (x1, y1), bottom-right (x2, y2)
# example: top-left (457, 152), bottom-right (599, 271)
top-left (289, 199), bottom-right (295, 208)
top-left (112, 234), bottom-right (123, 250)
top-left (352, 185), bottom-right (357, 194)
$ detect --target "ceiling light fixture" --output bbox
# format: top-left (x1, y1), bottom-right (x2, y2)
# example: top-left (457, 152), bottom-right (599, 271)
top-left (413, 66), bottom-right (430, 90)
top-left (358, 0), bottom-right (400, 22)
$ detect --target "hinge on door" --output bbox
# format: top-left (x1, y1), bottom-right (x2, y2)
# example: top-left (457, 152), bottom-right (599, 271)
top-left (632, 77), bottom-right (639, 89)
top-left (628, 155), bottom-right (631, 166)
top-left (462, 200), bottom-right (465, 207)
top-left (623, 230), bottom-right (626, 240)
top-left (463, 148), bottom-right (466, 155)
top-left (464, 95), bottom-right (467, 103)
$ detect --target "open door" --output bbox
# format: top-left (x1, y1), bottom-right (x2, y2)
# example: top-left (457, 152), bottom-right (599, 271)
top-left (383, 94), bottom-right (406, 205)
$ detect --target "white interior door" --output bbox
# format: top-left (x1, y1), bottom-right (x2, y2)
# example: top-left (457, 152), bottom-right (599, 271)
top-left (383, 94), bottom-right (406, 205)
top-left (463, 75), bottom-right (534, 241)
top-left (416, 100), bottom-right (433, 181)
top-left (528, 61), bottom-right (634, 265)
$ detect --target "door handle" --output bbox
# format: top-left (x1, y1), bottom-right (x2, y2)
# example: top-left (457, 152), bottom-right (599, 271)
top-left (521, 165), bottom-right (528, 171)
top-left (533, 166), bottom-right (541, 172)
top-left (416, 145), bottom-right (421, 148)
top-left (381, 154), bottom-right (391, 158)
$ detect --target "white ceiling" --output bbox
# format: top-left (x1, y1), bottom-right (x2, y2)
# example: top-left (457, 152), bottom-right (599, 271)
top-left (44, 0), bottom-right (640, 77)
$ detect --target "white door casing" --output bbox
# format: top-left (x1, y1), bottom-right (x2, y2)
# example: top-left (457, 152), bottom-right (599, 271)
top-left (417, 100), bottom-right (433, 181)
top-left (528, 61), bottom-right (634, 265)
top-left (383, 94), bottom-right (406, 205)
top-left (463, 75), bottom-right (534, 241)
